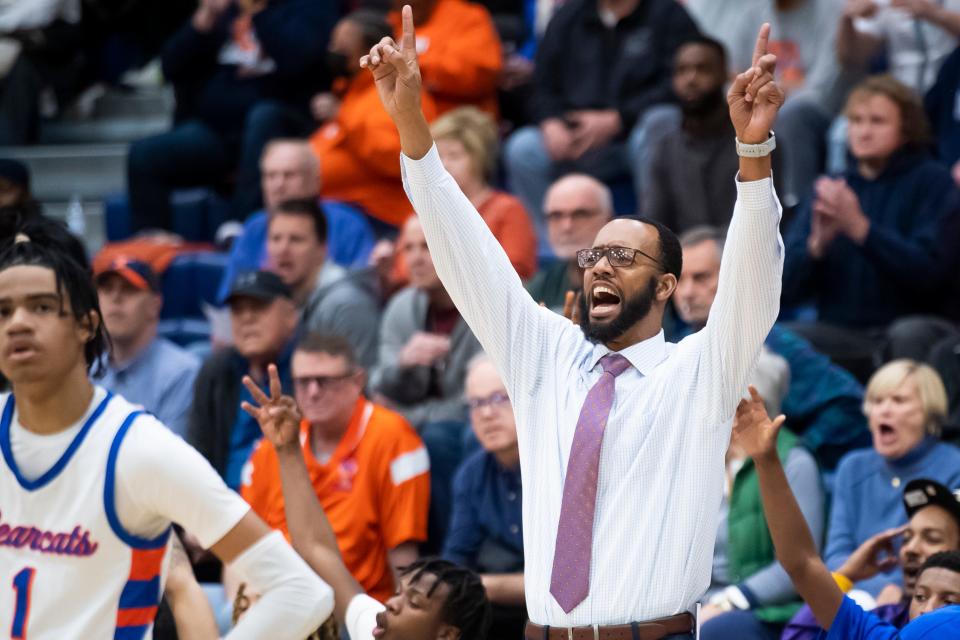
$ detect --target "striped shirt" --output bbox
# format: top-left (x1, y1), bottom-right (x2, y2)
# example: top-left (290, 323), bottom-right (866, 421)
top-left (401, 146), bottom-right (784, 626)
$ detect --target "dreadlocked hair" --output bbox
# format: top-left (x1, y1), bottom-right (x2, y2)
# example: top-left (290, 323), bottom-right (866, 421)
top-left (399, 557), bottom-right (491, 640)
top-left (921, 550), bottom-right (960, 575)
top-left (0, 216), bottom-right (107, 376)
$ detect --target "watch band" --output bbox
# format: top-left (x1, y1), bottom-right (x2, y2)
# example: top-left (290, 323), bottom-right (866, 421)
top-left (736, 132), bottom-right (776, 158)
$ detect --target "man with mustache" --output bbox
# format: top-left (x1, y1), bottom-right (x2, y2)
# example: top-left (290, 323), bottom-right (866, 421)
top-left (361, 6), bottom-right (786, 636)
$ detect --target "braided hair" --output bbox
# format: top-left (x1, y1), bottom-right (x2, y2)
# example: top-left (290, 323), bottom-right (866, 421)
top-left (0, 216), bottom-right (107, 376)
top-left (399, 558), bottom-right (491, 640)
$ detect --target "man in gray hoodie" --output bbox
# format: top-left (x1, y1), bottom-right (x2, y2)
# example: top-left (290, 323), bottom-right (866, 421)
top-left (266, 197), bottom-right (381, 369)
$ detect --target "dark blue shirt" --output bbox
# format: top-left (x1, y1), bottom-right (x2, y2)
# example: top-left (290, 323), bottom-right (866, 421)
top-left (827, 597), bottom-right (960, 640)
top-left (443, 449), bottom-right (524, 572)
top-left (783, 150), bottom-right (960, 328)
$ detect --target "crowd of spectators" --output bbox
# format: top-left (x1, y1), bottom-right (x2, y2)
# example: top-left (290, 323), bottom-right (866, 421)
top-left (4, 0), bottom-right (960, 637)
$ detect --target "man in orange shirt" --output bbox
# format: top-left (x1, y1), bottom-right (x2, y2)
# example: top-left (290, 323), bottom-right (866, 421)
top-left (389, 0), bottom-right (503, 117)
top-left (310, 10), bottom-right (438, 230)
top-left (241, 332), bottom-right (430, 603)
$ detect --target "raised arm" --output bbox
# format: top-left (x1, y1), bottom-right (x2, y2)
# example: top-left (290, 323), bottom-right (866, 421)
top-left (241, 366), bottom-right (363, 624)
top-left (734, 387), bottom-right (844, 631)
top-left (360, 6), bottom-right (573, 396)
top-left (701, 25), bottom-right (786, 423)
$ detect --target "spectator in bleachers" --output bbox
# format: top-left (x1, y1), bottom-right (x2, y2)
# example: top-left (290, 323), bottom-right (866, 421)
top-left (675, 227), bottom-right (870, 469)
top-left (217, 139), bottom-right (376, 305)
top-left (188, 270), bottom-right (298, 490)
top-left (370, 215), bottom-right (481, 548)
top-left (683, 0), bottom-right (769, 75)
top-left (0, 159), bottom-right (41, 238)
top-left (95, 257), bottom-right (200, 437)
top-left (783, 477), bottom-right (960, 639)
top-left (525, 174), bottom-right (614, 311)
top-left (752, 0), bottom-right (854, 204)
top-left (265, 198), bottom-right (380, 368)
top-left (241, 333), bottom-right (428, 603)
top-left (824, 359), bottom-right (960, 597)
top-left (925, 44), bottom-right (960, 170)
top-left (644, 37), bottom-right (785, 232)
top-left (309, 8), bottom-right (438, 232)
top-left (699, 357), bottom-right (825, 640)
top-left (389, 0), bottom-right (502, 118)
top-left (127, 0), bottom-right (337, 231)
top-left (432, 106), bottom-right (537, 279)
top-left (783, 75), bottom-right (960, 379)
top-left (838, 0), bottom-right (960, 95)
top-left (503, 0), bottom-right (699, 241)
top-left (444, 353), bottom-right (526, 639)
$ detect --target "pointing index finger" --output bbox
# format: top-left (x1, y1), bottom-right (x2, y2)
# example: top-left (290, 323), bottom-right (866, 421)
top-left (752, 23), bottom-right (771, 67)
top-left (401, 4), bottom-right (416, 54)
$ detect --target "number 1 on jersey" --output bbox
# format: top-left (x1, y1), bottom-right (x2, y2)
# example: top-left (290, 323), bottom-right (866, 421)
top-left (11, 567), bottom-right (35, 639)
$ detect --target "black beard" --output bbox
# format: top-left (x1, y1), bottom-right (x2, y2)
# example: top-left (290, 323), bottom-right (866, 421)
top-left (680, 87), bottom-right (725, 118)
top-left (579, 276), bottom-right (658, 345)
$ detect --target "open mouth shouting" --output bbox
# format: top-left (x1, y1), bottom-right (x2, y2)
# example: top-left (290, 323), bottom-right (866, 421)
top-left (876, 422), bottom-right (898, 447)
top-left (590, 282), bottom-right (622, 321)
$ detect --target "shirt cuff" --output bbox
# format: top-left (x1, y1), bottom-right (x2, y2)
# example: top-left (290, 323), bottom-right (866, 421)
top-left (400, 144), bottom-right (447, 187)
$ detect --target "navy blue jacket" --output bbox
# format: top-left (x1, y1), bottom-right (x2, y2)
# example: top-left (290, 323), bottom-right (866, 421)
top-left (162, 0), bottom-right (337, 132)
top-left (783, 149), bottom-right (960, 328)
top-left (925, 45), bottom-right (960, 166)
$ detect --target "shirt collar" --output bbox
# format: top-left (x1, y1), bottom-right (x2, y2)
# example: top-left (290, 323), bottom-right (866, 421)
top-left (107, 336), bottom-right (160, 375)
top-left (587, 330), bottom-right (667, 377)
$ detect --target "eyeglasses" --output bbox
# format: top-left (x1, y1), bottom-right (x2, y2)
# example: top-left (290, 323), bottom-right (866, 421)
top-left (576, 246), bottom-right (663, 270)
top-left (467, 391), bottom-right (511, 412)
top-left (293, 372), bottom-right (357, 391)
top-left (545, 208), bottom-right (601, 224)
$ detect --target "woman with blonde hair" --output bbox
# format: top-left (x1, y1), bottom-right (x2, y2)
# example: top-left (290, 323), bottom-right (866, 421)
top-left (432, 106), bottom-right (538, 279)
top-left (823, 359), bottom-right (960, 598)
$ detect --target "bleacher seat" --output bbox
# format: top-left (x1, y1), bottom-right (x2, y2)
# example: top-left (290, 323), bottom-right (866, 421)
top-left (158, 251), bottom-right (228, 346)
top-left (105, 189), bottom-right (232, 243)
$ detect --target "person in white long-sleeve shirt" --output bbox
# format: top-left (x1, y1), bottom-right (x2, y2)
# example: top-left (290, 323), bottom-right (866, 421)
top-left (362, 6), bottom-right (787, 636)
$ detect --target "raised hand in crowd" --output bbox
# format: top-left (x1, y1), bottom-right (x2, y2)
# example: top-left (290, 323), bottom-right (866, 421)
top-left (561, 290), bottom-right (582, 326)
top-left (398, 331), bottom-right (452, 368)
top-left (732, 385), bottom-right (787, 461)
top-left (836, 524), bottom-right (909, 585)
top-left (241, 363), bottom-right (302, 452)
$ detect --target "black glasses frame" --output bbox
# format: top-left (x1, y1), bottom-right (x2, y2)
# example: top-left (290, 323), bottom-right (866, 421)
top-left (576, 245), bottom-right (664, 270)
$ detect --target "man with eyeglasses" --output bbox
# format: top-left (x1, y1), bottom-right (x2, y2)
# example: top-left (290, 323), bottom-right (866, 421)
top-left (241, 332), bottom-right (430, 604)
top-left (526, 174), bottom-right (614, 312)
top-left (364, 8), bottom-right (785, 637)
top-left (444, 353), bottom-right (527, 638)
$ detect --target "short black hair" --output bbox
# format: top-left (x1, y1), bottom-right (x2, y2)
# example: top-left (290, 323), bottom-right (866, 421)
top-left (271, 198), bottom-right (328, 245)
top-left (921, 550), bottom-right (960, 576)
top-left (294, 332), bottom-right (358, 370)
top-left (344, 8), bottom-right (393, 50)
top-left (399, 558), bottom-right (491, 640)
top-left (619, 215), bottom-right (682, 280)
top-left (0, 216), bottom-right (107, 376)
top-left (677, 35), bottom-right (728, 72)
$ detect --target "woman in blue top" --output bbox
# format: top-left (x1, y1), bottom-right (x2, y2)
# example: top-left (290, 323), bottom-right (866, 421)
top-left (826, 359), bottom-right (960, 598)
top-left (733, 386), bottom-right (960, 640)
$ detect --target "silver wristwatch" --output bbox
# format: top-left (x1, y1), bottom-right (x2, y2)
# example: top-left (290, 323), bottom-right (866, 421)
top-left (735, 132), bottom-right (776, 158)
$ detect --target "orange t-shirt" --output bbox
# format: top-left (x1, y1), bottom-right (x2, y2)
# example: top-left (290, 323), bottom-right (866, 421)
top-left (389, 0), bottom-right (503, 117)
top-left (311, 73), bottom-right (438, 228)
top-left (241, 398), bottom-right (430, 602)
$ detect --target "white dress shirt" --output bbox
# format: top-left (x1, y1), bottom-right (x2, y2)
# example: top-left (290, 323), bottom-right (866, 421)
top-left (401, 146), bottom-right (783, 626)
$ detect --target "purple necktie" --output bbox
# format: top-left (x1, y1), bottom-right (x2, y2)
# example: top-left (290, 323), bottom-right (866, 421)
top-left (550, 353), bottom-right (632, 613)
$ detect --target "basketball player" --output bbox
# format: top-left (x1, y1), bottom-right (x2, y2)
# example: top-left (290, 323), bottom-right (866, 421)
top-left (0, 217), bottom-right (332, 638)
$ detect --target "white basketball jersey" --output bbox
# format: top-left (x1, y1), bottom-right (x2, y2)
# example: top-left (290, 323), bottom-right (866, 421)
top-left (0, 391), bottom-right (171, 639)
